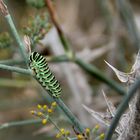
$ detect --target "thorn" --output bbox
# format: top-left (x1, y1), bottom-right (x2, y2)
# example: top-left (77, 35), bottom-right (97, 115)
top-left (102, 90), bottom-right (116, 117)
top-left (104, 60), bottom-right (129, 83)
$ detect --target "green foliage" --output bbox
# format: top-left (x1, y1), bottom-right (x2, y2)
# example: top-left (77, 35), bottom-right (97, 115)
top-left (26, 0), bottom-right (45, 9)
top-left (22, 13), bottom-right (51, 46)
top-left (0, 32), bottom-right (12, 49)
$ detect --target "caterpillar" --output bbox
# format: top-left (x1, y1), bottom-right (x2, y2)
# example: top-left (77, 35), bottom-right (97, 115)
top-left (29, 52), bottom-right (61, 98)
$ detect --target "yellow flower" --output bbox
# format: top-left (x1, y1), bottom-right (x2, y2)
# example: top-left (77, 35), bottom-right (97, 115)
top-left (85, 128), bottom-right (90, 136)
top-left (56, 133), bottom-right (61, 138)
top-left (77, 134), bottom-right (84, 140)
top-left (30, 110), bottom-right (35, 115)
top-left (37, 104), bottom-right (42, 109)
top-left (99, 133), bottom-right (105, 140)
top-left (65, 130), bottom-right (70, 136)
top-left (60, 128), bottom-right (65, 135)
top-left (42, 119), bottom-right (47, 124)
top-left (51, 102), bottom-right (57, 107)
top-left (95, 124), bottom-right (100, 130)
top-left (43, 105), bottom-right (48, 109)
top-left (37, 112), bottom-right (43, 116)
top-left (48, 109), bottom-right (53, 113)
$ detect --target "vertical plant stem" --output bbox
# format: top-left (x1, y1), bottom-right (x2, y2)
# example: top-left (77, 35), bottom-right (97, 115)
top-left (0, 1), bottom-right (27, 63)
top-left (105, 78), bottom-right (140, 140)
top-left (35, 86), bottom-right (84, 133)
top-left (5, 14), bottom-right (28, 65)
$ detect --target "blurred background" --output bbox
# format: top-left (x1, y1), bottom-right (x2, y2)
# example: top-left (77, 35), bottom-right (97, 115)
top-left (0, 0), bottom-right (140, 139)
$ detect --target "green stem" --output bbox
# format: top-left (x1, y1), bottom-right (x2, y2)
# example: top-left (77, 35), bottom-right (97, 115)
top-left (0, 119), bottom-right (41, 130)
top-left (34, 81), bottom-right (84, 133)
top-left (46, 55), bottom-right (69, 63)
top-left (5, 14), bottom-right (28, 64)
top-left (0, 59), bottom-right (24, 65)
top-left (105, 78), bottom-right (140, 140)
top-left (46, 115), bottom-right (70, 140)
top-left (75, 58), bottom-right (126, 95)
top-left (0, 64), bottom-right (31, 75)
top-left (45, 0), bottom-right (126, 96)
top-left (48, 117), bottom-right (61, 132)
top-left (0, 55), bottom-right (69, 66)
top-left (54, 97), bottom-right (85, 133)
top-left (47, 55), bottom-right (126, 96)
top-left (0, 56), bottom-right (126, 96)
top-left (59, 34), bottom-right (74, 58)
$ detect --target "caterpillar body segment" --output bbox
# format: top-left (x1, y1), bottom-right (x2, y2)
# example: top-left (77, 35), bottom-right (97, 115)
top-left (29, 52), bottom-right (61, 98)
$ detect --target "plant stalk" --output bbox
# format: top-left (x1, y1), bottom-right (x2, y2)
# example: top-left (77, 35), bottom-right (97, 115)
top-left (5, 14), bottom-right (28, 65)
top-left (75, 58), bottom-right (126, 95)
top-left (105, 78), bottom-right (140, 140)
top-left (0, 119), bottom-right (41, 130)
top-left (0, 64), bottom-right (31, 75)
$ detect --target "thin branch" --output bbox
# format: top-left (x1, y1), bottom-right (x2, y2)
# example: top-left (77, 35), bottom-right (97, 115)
top-left (105, 78), bottom-right (140, 140)
top-left (0, 64), bottom-right (31, 75)
top-left (46, 55), bottom-right (69, 63)
top-left (0, 119), bottom-right (41, 130)
top-left (1, 0), bottom-right (28, 65)
top-left (45, 0), bottom-right (73, 57)
top-left (75, 57), bottom-right (126, 95)
top-left (0, 59), bottom-right (24, 65)
top-left (0, 57), bottom-right (126, 96)
top-left (45, 0), bottom-right (126, 95)
top-left (48, 117), bottom-right (70, 140)
top-left (0, 55), bottom-right (69, 65)
top-left (5, 14), bottom-right (28, 65)
top-left (48, 91), bottom-right (85, 133)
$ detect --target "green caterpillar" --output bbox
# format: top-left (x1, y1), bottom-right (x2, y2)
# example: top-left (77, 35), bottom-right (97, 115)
top-left (29, 52), bottom-right (61, 98)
